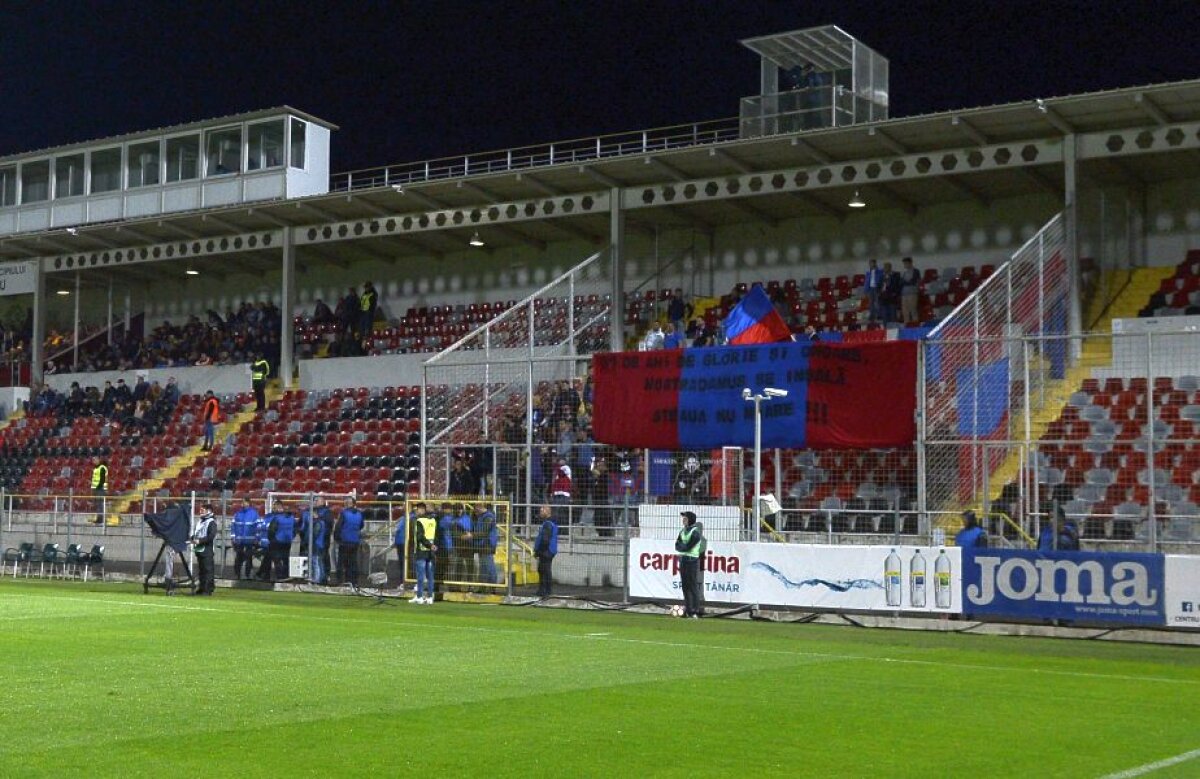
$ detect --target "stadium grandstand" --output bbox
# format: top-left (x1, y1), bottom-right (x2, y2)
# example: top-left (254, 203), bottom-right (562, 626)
top-left (0, 22), bottom-right (1197, 610)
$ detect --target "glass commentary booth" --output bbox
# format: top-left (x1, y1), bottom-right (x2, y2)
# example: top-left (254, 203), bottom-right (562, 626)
top-left (0, 107), bottom-right (336, 237)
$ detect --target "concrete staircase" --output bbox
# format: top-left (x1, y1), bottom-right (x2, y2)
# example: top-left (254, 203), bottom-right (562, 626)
top-left (108, 382), bottom-right (285, 519)
top-left (943, 267), bottom-right (1177, 529)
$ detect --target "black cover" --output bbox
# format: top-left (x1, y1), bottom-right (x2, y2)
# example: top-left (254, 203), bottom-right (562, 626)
top-left (143, 504), bottom-right (191, 554)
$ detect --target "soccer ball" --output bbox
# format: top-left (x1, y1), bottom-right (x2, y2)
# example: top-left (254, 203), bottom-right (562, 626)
top-left (669, 604), bottom-right (685, 617)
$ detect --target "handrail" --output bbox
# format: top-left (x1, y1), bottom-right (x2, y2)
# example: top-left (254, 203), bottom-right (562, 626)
top-left (330, 117), bottom-right (741, 192)
top-left (983, 509), bottom-right (1037, 548)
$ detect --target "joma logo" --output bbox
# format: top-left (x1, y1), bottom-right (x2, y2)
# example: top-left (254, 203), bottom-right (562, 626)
top-left (967, 557), bottom-right (1157, 607)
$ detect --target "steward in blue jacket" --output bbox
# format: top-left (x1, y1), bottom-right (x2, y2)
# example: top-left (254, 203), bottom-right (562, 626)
top-left (434, 502), bottom-right (455, 590)
top-left (451, 504), bottom-right (474, 581)
top-left (394, 508), bottom-right (411, 586)
top-left (473, 503), bottom-right (500, 585)
top-left (334, 498), bottom-right (365, 587)
top-left (267, 510), bottom-right (298, 581)
top-left (533, 505), bottom-right (558, 598)
top-left (230, 497), bottom-right (259, 580)
top-left (312, 499), bottom-right (334, 584)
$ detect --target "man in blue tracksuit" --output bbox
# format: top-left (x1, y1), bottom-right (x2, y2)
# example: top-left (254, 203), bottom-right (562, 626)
top-left (533, 504), bottom-right (558, 597)
top-left (451, 503), bottom-right (474, 582)
top-left (295, 501), bottom-right (311, 563)
top-left (253, 512), bottom-right (272, 581)
top-left (473, 503), bottom-right (499, 585)
top-left (435, 501), bottom-right (455, 592)
top-left (311, 498), bottom-right (333, 584)
top-left (230, 497), bottom-right (259, 580)
top-left (334, 497), bottom-right (365, 587)
top-left (267, 508), bottom-right (298, 581)
top-left (393, 506), bottom-right (410, 591)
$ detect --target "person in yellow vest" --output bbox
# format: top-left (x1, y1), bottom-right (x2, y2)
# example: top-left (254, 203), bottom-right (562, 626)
top-left (358, 281), bottom-right (378, 340)
top-left (411, 503), bottom-right (438, 604)
top-left (90, 456), bottom-right (109, 525)
top-left (251, 353), bottom-right (270, 412)
top-left (675, 510), bottom-right (706, 618)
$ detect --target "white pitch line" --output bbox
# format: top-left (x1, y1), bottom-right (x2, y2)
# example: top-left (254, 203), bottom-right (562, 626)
top-left (11, 591), bottom-right (1200, 688)
top-left (1099, 747), bottom-right (1200, 778)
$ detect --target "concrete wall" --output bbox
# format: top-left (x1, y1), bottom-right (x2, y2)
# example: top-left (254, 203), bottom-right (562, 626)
top-left (44, 363), bottom-right (250, 397)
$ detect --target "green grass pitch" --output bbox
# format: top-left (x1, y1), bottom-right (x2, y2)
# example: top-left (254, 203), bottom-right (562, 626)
top-left (0, 581), bottom-right (1196, 778)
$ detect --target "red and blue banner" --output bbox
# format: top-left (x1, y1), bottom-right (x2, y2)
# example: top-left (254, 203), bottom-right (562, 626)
top-left (723, 285), bottom-right (793, 345)
top-left (591, 340), bottom-right (917, 450)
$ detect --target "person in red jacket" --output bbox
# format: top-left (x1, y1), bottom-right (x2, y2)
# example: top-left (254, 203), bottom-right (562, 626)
top-left (548, 459), bottom-right (572, 527)
top-left (200, 390), bottom-right (220, 451)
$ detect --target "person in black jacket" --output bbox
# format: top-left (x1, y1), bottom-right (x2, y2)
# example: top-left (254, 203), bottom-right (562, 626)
top-left (190, 502), bottom-right (218, 596)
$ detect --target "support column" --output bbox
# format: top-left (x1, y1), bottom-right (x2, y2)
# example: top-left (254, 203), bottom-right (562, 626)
top-left (280, 228), bottom-right (296, 389)
top-left (609, 187), bottom-right (626, 352)
top-left (72, 272), bottom-right (81, 371)
top-left (1064, 133), bottom-right (1082, 357)
top-left (106, 277), bottom-right (114, 345)
top-left (124, 288), bottom-right (131, 333)
top-left (30, 261), bottom-right (45, 387)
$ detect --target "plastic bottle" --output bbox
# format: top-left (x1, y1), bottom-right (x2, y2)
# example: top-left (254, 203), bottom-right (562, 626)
top-left (884, 549), bottom-right (902, 607)
top-left (935, 549), bottom-right (952, 609)
top-left (910, 549), bottom-right (927, 608)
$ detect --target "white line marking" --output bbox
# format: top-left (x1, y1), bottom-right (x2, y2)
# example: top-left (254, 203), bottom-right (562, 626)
top-left (9, 590), bottom-right (1200, 688)
top-left (1099, 747), bottom-right (1200, 778)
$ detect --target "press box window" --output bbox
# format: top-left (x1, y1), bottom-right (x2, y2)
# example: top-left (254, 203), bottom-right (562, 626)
top-left (54, 154), bottom-right (85, 198)
top-left (90, 148), bottom-right (122, 193)
top-left (206, 127), bottom-right (242, 176)
top-left (0, 166), bottom-right (16, 207)
top-left (20, 160), bottom-right (50, 203)
top-left (247, 120), bottom-right (284, 171)
top-left (166, 135), bottom-right (199, 182)
top-left (128, 141), bottom-right (161, 188)
top-left (289, 118), bottom-right (306, 169)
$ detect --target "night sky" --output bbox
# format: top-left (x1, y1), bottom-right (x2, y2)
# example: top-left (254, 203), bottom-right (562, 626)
top-left (2, 1), bottom-right (1197, 173)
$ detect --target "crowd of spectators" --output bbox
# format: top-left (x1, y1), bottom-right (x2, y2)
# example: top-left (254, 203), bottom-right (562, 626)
top-left (26, 374), bottom-right (184, 439)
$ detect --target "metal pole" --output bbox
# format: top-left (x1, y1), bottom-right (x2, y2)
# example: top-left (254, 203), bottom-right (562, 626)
top-left (753, 396), bottom-right (762, 543)
top-left (106, 277), bottom-right (113, 346)
top-left (139, 489), bottom-right (146, 577)
top-left (1146, 331), bottom-right (1157, 551)
top-left (72, 271), bottom-right (81, 371)
top-left (915, 341), bottom-right (928, 541)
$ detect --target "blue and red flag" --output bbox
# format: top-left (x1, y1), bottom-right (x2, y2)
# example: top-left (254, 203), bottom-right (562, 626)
top-left (723, 285), bottom-right (793, 345)
top-left (591, 340), bottom-right (917, 450)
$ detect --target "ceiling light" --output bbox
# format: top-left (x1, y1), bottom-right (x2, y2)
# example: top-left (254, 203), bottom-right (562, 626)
top-left (66, 227), bottom-right (78, 235)
top-left (848, 190), bottom-right (866, 208)
top-left (468, 232), bottom-right (485, 247)
top-left (186, 267), bottom-right (199, 276)
top-left (391, 183), bottom-right (404, 194)
top-left (56, 289), bottom-right (70, 296)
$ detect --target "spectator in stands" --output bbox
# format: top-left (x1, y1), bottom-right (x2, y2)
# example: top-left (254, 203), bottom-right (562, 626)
top-left (336, 287), bottom-right (359, 335)
top-left (251, 353), bottom-right (270, 412)
top-left (663, 322), bottom-right (684, 349)
top-left (190, 502), bottom-right (217, 596)
top-left (673, 453), bottom-right (711, 504)
top-left (556, 421), bottom-right (575, 466)
top-left (549, 459), bottom-right (573, 524)
top-left (1038, 505), bottom-right (1080, 552)
top-left (900, 257), bottom-right (921, 325)
top-left (200, 390), bottom-right (220, 451)
top-left (312, 298), bottom-right (335, 324)
top-left (588, 456), bottom-right (613, 537)
top-left (955, 510), bottom-right (988, 548)
top-left (881, 262), bottom-right (902, 324)
top-left (230, 497), bottom-right (259, 580)
top-left (358, 281), bottom-right (379, 339)
top-left (132, 375), bottom-right (149, 403)
top-left (533, 504), bottom-right (558, 597)
top-left (334, 497), bottom-right (365, 587)
top-left (667, 294), bottom-right (691, 330)
top-left (100, 381), bottom-right (117, 416)
top-left (641, 324), bottom-right (665, 351)
top-left (865, 259), bottom-right (885, 323)
top-left (448, 454), bottom-right (478, 496)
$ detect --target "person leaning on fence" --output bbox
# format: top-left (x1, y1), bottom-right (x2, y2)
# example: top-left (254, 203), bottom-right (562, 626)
top-left (190, 502), bottom-right (218, 596)
top-left (267, 507), bottom-right (298, 581)
top-left (334, 497), bottom-right (365, 587)
top-left (533, 505), bottom-right (558, 598)
top-left (955, 510), bottom-right (988, 548)
top-left (254, 511), bottom-right (273, 581)
top-left (411, 505), bottom-right (438, 604)
top-left (230, 497), bottom-right (259, 580)
top-left (675, 511), bottom-right (706, 618)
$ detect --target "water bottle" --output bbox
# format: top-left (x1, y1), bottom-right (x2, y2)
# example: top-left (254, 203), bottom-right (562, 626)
top-left (910, 549), bottom-right (927, 608)
top-left (884, 549), bottom-right (902, 607)
top-left (935, 549), bottom-right (952, 609)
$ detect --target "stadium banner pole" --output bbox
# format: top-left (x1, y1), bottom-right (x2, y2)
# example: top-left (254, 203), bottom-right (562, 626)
top-left (506, 499), bottom-right (514, 598)
top-left (916, 341), bottom-right (927, 541)
top-left (307, 490), bottom-right (315, 584)
top-left (188, 491), bottom-right (196, 586)
top-left (622, 501), bottom-right (630, 603)
top-left (1146, 331), bottom-right (1157, 552)
top-left (419, 367), bottom-right (428, 496)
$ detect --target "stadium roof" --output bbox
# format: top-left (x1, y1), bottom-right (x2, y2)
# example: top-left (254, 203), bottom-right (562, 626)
top-left (2, 79), bottom-right (1198, 281)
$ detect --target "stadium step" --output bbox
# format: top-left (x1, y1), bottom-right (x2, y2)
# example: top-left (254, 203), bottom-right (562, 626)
top-left (957, 266), bottom-right (1181, 529)
top-left (107, 403), bottom-right (264, 518)
top-left (495, 526), bottom-right (539, 585)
